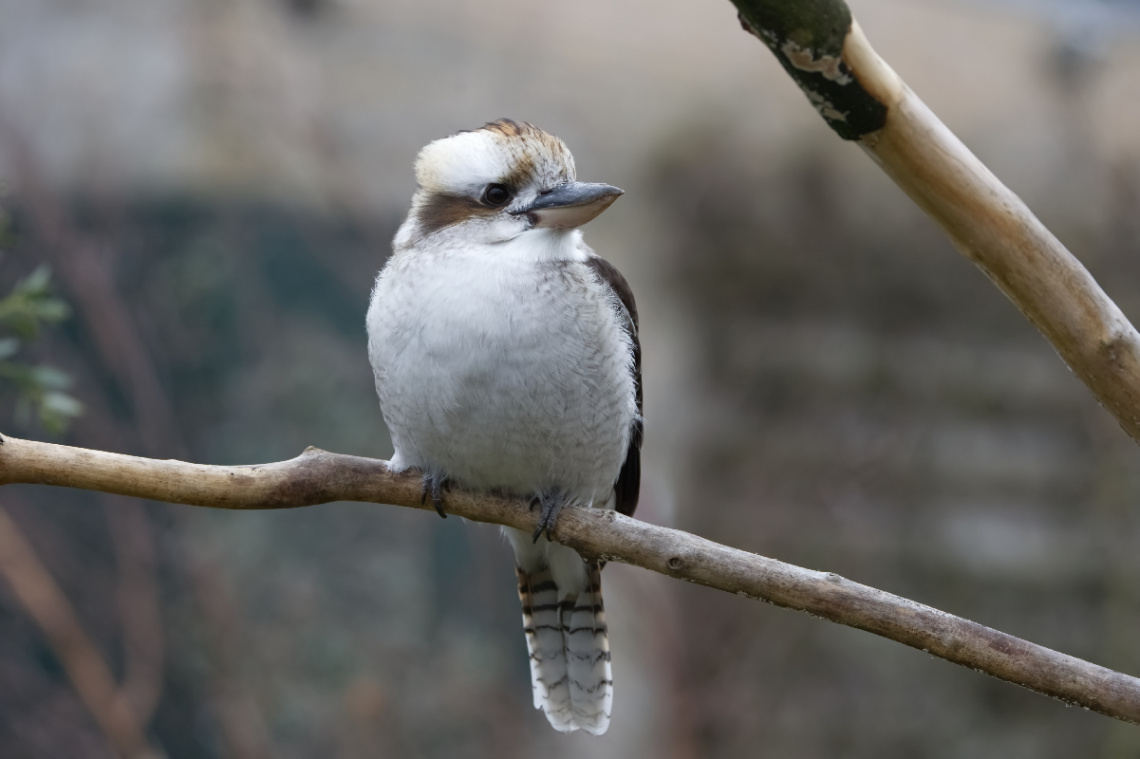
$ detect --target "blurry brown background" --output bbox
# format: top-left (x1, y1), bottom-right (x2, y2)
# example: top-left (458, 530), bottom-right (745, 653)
top-left (2, 0), bottom-right (1140, 756)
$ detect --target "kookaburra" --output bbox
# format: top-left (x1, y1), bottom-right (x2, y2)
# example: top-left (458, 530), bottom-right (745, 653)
top-left (366, 119), bottom-right (642, 735)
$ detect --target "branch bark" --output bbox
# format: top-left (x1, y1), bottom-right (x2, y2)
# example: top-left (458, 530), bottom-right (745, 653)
top-left (3, 433), bottom-right (1140, 724)
top-left (731, 0), bottom-right (1140, 444)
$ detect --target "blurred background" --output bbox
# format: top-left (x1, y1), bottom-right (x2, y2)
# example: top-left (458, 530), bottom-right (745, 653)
top-left (1, 0), bottom-right (1139, 756)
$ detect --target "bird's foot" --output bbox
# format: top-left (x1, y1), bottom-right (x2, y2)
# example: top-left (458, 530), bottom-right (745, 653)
top-left (530, 489), bottom-right (565, 543)
top-left (420, 472), bottom-right (451, 518)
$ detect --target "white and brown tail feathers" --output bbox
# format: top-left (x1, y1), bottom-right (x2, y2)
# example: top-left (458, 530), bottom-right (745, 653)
top-left (516, 563), bottom-right (612, 734)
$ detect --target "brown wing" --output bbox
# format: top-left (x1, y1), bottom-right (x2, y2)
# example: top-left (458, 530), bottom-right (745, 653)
top-left (584, 254), bottom-right (642, 518)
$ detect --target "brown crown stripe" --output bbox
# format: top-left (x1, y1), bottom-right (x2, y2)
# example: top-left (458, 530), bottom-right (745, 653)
top-left (479, 118), bottom-right (528, 137)
top-left (497, 151), bottom-right (537, 193)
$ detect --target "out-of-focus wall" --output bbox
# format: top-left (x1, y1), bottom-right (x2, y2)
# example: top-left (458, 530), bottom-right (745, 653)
top-left (1, 0), bottom-right (1139, 757)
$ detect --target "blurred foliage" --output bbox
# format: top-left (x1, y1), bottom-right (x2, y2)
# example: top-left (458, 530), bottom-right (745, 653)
top-left (0, 263), bottom-right (82, 434)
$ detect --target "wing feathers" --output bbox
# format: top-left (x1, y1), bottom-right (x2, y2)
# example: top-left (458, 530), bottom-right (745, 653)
top-left (583, 254), bottom-right (642, 518)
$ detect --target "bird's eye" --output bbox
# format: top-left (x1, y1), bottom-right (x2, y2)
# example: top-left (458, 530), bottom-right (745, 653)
top-left (482, 184), bottom-right (513, 207)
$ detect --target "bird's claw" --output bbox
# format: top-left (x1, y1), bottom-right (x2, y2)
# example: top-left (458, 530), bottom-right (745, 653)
top-left (531, 489), bottom-right (565, 543)
top-left (420, 472), bottom-right (450, 518)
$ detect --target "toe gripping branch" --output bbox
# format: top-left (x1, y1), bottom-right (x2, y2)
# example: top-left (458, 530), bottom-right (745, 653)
top-left (529, 489), bottom-right (565, 543)
top-left (420, 472), bottom-right (450, 518)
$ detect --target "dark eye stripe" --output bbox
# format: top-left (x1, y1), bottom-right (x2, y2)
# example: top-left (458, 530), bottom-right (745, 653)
top-left (415, 191), bottom-right (497, 237)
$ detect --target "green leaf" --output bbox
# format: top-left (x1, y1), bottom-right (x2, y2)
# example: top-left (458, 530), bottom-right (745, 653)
top-left (0, 311), bottom-right (37, 340)
top-left (16, 265), bottom-right (52, 295)
top-left (32, 299), bottom-right (71, 322)
top-left (0, 360), bottom-right (36, 386)
top-left (0, 264), bottom-right (81, 433)
top-left (30, 365), bottom-right (72, 390)
top-left (41, 391), bottom-right (83, 418)
top-left (0, 337), bottom-right (20, 360)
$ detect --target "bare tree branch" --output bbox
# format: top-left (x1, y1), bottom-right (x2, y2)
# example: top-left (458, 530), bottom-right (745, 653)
top-left (3, 433), bottom-right (1139, 724)
top-left (0, 502), bottom-right (164, 759)
top-left (103, 496), bottom-right (165, 726)
top-left (731, 0), bottom-right (1140, 444)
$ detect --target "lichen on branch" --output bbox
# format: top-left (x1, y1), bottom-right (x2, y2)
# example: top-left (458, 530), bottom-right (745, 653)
top-left (731, 0), bottom-right (886, 139)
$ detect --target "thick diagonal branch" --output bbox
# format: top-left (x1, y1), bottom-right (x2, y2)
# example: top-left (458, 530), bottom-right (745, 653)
top-left (2, 434), bottom-right (1139, 724)
top-left (731, 0), bottom-right (1140, 444)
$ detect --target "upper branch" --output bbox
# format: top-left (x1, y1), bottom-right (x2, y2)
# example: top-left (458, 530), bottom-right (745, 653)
top-left (733, 0), bottom-right (886, 139)
top-left (730, 0), bottom-right (1140, 445)
top-left (3, 433), bottom-right (1140, 724)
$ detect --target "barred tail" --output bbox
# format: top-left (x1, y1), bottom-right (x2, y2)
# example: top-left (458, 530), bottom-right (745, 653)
top-left (516, 563), bottom-right (612, 735)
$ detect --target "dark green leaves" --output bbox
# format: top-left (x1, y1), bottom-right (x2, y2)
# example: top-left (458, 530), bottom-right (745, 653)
top-left (0, 266), bottom-right (82, 434)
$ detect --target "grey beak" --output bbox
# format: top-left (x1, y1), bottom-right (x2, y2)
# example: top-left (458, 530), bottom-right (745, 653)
top-left (516, 182), bottom-right (623, 229)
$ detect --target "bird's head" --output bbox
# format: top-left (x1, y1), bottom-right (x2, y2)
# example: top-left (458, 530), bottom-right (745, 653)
top-left (398, 120), bottom-right (622, 247)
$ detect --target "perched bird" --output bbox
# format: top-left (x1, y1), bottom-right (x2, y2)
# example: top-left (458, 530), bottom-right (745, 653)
top-left (366, 120), bottom-right (642, 735)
